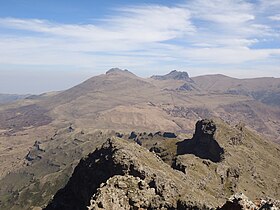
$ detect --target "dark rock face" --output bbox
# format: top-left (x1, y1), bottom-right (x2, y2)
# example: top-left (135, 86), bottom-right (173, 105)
top-left (177, 83), bottom-right (194, 91)
top-left (177, 119), bottom-right (224, 162)
top-left (162, 132), bottom-right (177, 138)
top-left (115, 132), bottom-right (123, 138)
top-left (151, 70), bottom-right (194, 82)
top-left (154, 131), bottom-right (163, 136)
top-left (128, 131), bottom-right (137, 139)
top-left (44, 141), bottom-right (119, 210)
top-left (194, 119), bottom-right (216, 140)
top-left (45, 139), bottom-right (183, 210)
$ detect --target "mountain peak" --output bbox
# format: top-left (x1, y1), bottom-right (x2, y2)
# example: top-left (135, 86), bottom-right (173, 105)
top-left (105, 68), bottom-right (136, 77)
top-left (151, 70), bottom-right (193, 82)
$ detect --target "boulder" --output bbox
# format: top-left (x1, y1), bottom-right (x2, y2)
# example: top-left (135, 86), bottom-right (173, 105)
top-left (163, 132), bottom-right (177, 138)
top-left (128, 131), bottom-right (137, 139)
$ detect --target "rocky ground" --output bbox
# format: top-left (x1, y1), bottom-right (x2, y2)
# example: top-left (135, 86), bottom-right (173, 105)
top-left (44, 119), bottom-right (280, 210)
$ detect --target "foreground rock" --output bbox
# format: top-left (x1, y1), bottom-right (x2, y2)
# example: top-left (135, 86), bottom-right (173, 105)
top-left (219, 193), bottom-right (280, 210)
top-left (44, 138), bottom-right (219, 210)
top-left (43, 119), bottom-right (280, 210)
top-left (44, 135), bottom-right (280, 210)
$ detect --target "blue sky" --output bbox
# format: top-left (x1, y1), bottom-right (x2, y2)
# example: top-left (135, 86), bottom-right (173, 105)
top-left (0, 0), bottom-right (280, 94)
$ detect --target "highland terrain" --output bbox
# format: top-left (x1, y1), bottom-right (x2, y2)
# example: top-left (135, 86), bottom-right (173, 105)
top-left (0, 68), bottom-right (279, 209)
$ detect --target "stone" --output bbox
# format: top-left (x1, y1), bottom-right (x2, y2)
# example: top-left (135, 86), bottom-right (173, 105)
top-left (117, 181), bottom-right (127, 189)
top-left (128, 131), bottom-right (137, 139)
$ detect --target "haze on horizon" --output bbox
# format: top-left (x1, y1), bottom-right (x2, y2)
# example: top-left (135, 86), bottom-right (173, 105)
top-left (0, 0), bottom-right (280, 94)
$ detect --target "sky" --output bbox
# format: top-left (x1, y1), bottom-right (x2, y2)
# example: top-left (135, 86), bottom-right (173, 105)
top-left (0, 0), bottom-right (280, 94)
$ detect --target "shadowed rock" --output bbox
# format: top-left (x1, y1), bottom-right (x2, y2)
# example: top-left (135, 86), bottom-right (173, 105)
top-left (176, 119), bottom-right (224, 162)
top-left (163, 132), bottom-right (177, 138)
top-left (218, 193), bottom-right (280, 210)
top-left (177, 83), bottom-right (195, 91)
top-left (128, 131), bottom-right (137, 139)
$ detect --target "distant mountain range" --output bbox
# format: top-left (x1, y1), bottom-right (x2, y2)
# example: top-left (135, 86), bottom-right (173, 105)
top-left (3, 68), bottom-right (278, 139)
top-left (0, 68), bottom-right (279, 143)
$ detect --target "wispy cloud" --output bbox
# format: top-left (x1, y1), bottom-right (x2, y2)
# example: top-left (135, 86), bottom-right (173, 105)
top-left (0, 0), bottom-right (279, 81)
top-left (184, 0), bottom-right (254, 24)
top-left (269, 14), bottom-right (280, 21)
top-left (0, 5), bottom-right (194, 42)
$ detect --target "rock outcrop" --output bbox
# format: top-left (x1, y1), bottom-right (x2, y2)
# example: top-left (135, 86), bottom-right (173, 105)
top-left (219, 193), bottom-right (280, 210)
top-left (44, 136), bottom-right (280, 210)
top-left (177, 119), bottom-right (224, 162)
top-left (25, 140), bottom-right (45, 162)
top-left (43, 119), bottom-right (280, 210)
top-left (176, 83), bottom-right (196, 91)
top-left (44, 138), bottom-right (220, 210)
top-left (151, 70), bottom-right (194, 82)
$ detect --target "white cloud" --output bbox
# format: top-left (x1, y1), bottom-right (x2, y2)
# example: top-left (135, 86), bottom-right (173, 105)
top-left (0, 5), bottom-right (194, 42)
top-left (183, 47), bottom-right (280, 64)
top-left (0, 0), bottom-right (279, 91)
top-left (183, 0), bottom-right (254, 23)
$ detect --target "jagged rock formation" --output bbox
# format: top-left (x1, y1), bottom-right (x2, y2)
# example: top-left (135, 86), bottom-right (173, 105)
top-left (44, 138), bottom-right (221, 210)
top-left (1, 117), bottom-right (279, 210)
top-left (44, 132), bottom-right (280, 210)
top-left (177, 119), bottom-right (224, 162)
top-left (151, 70), bottom-right (194, 82)
top-left (141, 119), bottom-right (280, 203)
top-left (219, 193), bottom-right (280, 210)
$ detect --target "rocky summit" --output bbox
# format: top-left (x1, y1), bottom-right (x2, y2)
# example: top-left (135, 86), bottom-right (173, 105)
top-left (151, 70), bottom-right (194, 82)
top-left (43, 119), bottom-right (280, 210)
